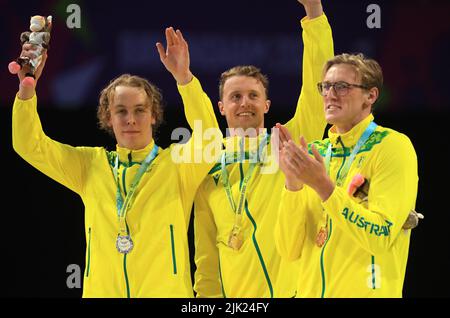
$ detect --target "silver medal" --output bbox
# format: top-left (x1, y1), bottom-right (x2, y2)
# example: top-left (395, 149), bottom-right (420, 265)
top-left (116, 235), bottom-right (134, 254)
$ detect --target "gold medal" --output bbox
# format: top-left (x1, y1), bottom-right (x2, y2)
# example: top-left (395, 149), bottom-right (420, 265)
top-left (316, 227), bottom-right (328, 248)
top-left (228, 227), bottom-right (243, 251)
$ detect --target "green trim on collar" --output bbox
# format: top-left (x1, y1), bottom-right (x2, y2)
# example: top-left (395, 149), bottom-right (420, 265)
top-left (309, 131), bottom-right (390, 158)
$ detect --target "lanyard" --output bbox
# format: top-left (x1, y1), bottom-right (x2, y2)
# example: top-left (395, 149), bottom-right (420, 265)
top-left (114, 144), bottom-right (159, 235)
top-left (325, 122), bottom-right (377, 186)
top-left (221, 134), bottom-right (268, 228)
top-left (317, 122), bottom-right (377, 248)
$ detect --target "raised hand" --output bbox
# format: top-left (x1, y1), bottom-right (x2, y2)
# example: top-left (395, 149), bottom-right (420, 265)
top-left (16, 43), bottom-right (48, 100)
top-left (272, 123), bottom-right (303, 191)
top-left (156, 27), bottom-right (193, 85)
top-left (276, 123), bottom-right (293, 147)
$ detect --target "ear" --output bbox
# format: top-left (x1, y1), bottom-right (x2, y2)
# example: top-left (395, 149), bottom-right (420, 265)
top-left (106, 111), bottom-right (112, 127)
top-left (264, 100), bottom-right (271, 114)
top-left (365, 87), bottom-right (379, 107)
top-left (218, 101), bottom-right (226, 116)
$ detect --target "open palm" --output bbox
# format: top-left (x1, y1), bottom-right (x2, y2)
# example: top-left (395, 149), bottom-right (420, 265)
top-left (156, 27), bottom-right (192, 85)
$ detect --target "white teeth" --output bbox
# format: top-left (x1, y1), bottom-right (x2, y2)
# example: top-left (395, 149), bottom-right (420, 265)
top-left (327, 105), bottom-right (340, 110)
top-left (238, 112), bottom-right (253, 116)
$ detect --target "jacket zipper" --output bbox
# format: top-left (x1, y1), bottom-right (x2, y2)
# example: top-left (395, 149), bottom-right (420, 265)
top-left (320, 138), bottom-right (345, 297)
top-left (335, 136), bottom-right (347, 181)
top-left (123, 221), bottom-right (131, 298)
top-left (320, 218), bottom-right (333, 298)
top-left (122, 165), bottom-right (131, 298)
top-left (240, 162), bottom-right (273, 298)
top-left (244, 201), bottom-right (273, 298)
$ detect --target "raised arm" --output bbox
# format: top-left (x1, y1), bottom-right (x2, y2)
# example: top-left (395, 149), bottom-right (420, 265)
top-left (284, 0), bottom-right (334, 143)
top-left (299, 0), bottom-right (323, 19)
top-left (12, 43), bottom-right (94, 195)
top-left (157, 27), bottom-right (222, 219)
top-left (157, 27), bottom-right (219, 131)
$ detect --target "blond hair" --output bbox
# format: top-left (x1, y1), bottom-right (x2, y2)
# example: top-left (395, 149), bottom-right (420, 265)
top-left (323, 53), bottom-right (383, 92)
top-left (97, 74), bottom-right (164, 136)
top-left (219, 65), bottom-right (269, 100)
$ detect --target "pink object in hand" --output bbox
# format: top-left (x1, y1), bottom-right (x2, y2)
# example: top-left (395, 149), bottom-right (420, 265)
top-left (8, 61), bottom-right (21, 74)
top-left (22, 77), bottom-right (35, 87)
top-left (348, 173), bottom-right (365, 196)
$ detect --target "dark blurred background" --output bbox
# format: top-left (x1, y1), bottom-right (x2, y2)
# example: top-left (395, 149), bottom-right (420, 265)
top-left (0, 0), bottom-right (449, 298)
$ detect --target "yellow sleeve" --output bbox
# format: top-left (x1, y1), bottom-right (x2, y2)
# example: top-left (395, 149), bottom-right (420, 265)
top-left (12, 94), bottom-right (94, 195)
top-left (321, 133), bottom-right (419, 255)
top-left (177, 76), bottom-right (219, 132)
top-left (284, 14), bottom-right (334, 143)
top-left (193, 188), bottom-right (223, 298)
top-left (173, 77), bottom-right (222, 197)
top-left (274, 187), bottom-right (309, 262)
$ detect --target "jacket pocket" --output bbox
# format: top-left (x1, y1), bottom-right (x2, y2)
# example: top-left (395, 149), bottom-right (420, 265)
top-left (86, 227), bottom-right (91, 277)
top-left (169, 225), bottom-right (177, 275)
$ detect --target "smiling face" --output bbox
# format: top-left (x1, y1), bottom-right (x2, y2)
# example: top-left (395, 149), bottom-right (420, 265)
top-left (218, 75), bottom-right (271, 135)
top-left (108, 86), bottom-right (156, 150)
top-left (323, 64), bottom-right (378, 133)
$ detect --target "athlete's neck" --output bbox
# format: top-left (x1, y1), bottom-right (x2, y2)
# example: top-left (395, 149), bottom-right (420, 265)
top-left (227, 127), bottom-right (266, 138)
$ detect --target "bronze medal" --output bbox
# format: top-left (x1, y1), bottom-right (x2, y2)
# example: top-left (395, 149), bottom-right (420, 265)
top-left (316, 227), bottom-right (328, 248)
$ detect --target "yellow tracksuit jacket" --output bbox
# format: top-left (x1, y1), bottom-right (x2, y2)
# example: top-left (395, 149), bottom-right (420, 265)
top-left (192, 14), bottom-right (334, 298)
top-left (12, 77), bottom-right (220, 297)
top-left (274, 114), bottom-right (419, 297)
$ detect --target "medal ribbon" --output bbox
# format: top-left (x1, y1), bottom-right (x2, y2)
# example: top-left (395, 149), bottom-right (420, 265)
top-left (319, 122), bottom-right (377, 247)
top-left (221, 134), bottom-right (268, 232)
top-left (325, 121), bottom-right (377, 186)
top-left (113, 144), bottom-right (159, 235)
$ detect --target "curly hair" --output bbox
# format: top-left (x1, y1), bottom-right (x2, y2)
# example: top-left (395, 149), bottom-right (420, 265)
top-left (97, 74), bottom-right (164, 136)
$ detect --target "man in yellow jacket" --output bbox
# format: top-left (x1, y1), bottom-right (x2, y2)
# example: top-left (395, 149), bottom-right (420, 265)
top-left (12, 28), bottom-right (221, 297)
top-left (191, 0), bottom-right (334, 297)
top-left (274, 53), bottom-right (419, 297)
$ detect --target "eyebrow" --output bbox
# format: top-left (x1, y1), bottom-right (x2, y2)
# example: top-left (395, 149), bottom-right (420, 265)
top-left (113, 104), bottom-right (148, 109)
top-left (228, 90), bottom-right (260, 96)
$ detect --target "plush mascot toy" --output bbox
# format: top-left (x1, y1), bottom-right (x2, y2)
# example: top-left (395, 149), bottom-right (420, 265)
top-left (8, 15), bottom-right (52, 87)
top-left (348, 173), bottom-right (424, 230)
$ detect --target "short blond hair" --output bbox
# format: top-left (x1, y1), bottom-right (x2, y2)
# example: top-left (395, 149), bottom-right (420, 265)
top-left (97, 74), bottom-right (164, 136)
top-left (219, 65), bottom-right (269, 100)
top-left (323, 53), bottom-right (383, 92)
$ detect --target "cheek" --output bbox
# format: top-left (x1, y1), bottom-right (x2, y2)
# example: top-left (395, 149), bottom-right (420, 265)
top-left (145, 115), bottom-right (156, 128)
top-left (220, 104), bottom-right (231, 116)
top-left (110, 114), bottom-right (125, 129)
top-left (137, 113), bottom-right (154, 128)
